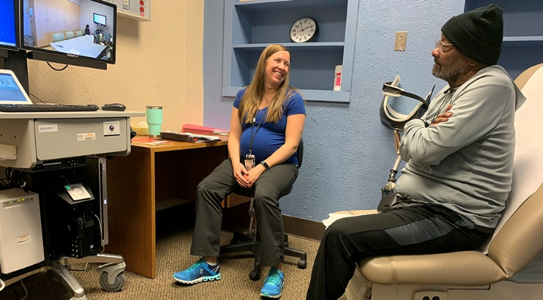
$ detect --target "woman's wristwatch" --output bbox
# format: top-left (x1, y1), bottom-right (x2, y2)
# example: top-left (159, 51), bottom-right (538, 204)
top-left (260, 161), bottom-right (270, 170)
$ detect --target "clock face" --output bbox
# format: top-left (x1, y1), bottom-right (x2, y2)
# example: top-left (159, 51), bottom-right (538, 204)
top-left (290, 17), bottom-right (318, 43)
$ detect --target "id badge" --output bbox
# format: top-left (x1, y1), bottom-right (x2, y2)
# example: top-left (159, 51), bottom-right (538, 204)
top-left (244, 154), bottom-right (255, 170)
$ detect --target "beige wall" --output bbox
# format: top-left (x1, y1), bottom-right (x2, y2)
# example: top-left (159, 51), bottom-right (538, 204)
top-left (26, 1), bottom-right (204, 132)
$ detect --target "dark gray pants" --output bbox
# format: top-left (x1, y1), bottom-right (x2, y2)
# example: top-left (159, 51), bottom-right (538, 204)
top-left (190, 158), bottom-right (298, 266)
top-left (306, 205), bottom-right (493, 300)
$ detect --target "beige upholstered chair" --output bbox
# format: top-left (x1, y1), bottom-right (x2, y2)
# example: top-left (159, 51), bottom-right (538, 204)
top-left (345, 63), bottom-right (543, 300)
top-left (65, 31), bottom-right (75, 39)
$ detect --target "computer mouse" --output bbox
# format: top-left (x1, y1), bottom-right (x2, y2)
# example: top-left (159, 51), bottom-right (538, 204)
top-left (101, 103), bottom-right (126, 111)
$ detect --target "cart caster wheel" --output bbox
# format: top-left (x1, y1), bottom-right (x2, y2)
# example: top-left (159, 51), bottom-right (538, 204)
top-left (249, 270), bottom-right (261, 281)
top-left (298, 259), bottom-right (307, 269)
top-left (100, 272), bottom-right (126, 292)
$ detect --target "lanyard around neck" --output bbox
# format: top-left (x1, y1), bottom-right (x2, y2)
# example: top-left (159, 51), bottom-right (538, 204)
top-left (248, 111), bottom-right (265, 155)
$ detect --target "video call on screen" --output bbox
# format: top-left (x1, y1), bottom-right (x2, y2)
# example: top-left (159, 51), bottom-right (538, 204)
top-left (22, 0), bottom-right (115, 62)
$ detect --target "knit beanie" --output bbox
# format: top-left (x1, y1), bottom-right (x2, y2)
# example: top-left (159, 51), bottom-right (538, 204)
top-left (441, 4), bottom-right (503, 65)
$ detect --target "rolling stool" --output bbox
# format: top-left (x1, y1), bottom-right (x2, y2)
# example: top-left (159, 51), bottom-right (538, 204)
top-left (220, 140), bottom-right (307, 281)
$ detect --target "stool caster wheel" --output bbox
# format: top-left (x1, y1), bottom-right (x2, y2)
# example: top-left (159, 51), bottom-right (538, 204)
top-left (98, 262), bottom-right (126, 292)
top-left (249, 270), bottom-right (261, 281)
top-left (298, 259), bottom-right (307, 269)
top-left (100, 272), bottom-right (125, 292)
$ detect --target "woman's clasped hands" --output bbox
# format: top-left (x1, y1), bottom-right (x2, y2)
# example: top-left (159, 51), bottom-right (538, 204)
top-left (233, 162), bottom-right (264, 189)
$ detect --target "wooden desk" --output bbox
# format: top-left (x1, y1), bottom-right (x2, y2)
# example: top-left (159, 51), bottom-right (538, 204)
top-left (105, 136), bottom-right (230, 278)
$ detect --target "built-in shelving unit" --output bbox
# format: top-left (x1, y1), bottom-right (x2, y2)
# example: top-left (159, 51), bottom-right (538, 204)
top-left (464, 0), bottom-right (543, 79)
top-left (222, 0), bottom-right (359, 103)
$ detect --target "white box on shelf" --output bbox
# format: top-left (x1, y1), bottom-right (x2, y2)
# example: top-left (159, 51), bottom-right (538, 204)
top-left (334, 65), bottom-right (342, 91)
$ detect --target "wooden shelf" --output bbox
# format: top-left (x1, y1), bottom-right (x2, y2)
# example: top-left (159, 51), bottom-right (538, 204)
top-left (236, 0), bottom-right (348, 10)
top-left (233, 42), bottom-right (345, 50)
top-left (222, 86), bottom-right (351, 102)
top-left (503, 36), bottom-right (543, 42)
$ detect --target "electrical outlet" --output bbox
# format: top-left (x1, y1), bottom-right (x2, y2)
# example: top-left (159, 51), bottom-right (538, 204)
top-left (413, 291), bottom-right (448, 300)
top-left (395, 31), bottom-right (408, 51)
top-left (123, 0), bottom-right (130, 10)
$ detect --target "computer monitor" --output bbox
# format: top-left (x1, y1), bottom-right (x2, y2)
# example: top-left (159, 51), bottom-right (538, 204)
top-left (0, 0), bottom-right (19, 52)
top-left (20, 0), bottom-right (116, 69)
top-left (0, 0), bottom-right (28, 93)
top-left (93, 13), bottom-right (107, 27)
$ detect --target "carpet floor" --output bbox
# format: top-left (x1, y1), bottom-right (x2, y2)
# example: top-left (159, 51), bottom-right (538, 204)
top-left (1, 205), bottom-right (347, 300)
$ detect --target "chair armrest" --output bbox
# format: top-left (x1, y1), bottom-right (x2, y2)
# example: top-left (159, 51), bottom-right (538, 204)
top-left (358, 251), bottom-right (506, 286)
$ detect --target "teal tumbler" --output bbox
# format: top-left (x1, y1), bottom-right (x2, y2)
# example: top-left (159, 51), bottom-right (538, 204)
top-left (146, 105), bottom-right (163, 137)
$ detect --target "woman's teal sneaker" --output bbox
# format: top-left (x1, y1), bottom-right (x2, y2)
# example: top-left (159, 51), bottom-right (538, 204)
top-left (173, 259), bottom-right (221, 284)
top-left (260, 267), bottom-right (284, 298)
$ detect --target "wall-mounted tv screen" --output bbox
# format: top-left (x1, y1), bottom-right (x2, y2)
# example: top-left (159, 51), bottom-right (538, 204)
top-left (20, 0), bottom-right (117, 65)
top-left (0, 0), bottom-right (19, 51)
top-left (93, 13), bottom-right (106, 27)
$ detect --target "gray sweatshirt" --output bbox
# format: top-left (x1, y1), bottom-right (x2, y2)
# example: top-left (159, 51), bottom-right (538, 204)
top-left (396, 65), bottom-right (526, 229)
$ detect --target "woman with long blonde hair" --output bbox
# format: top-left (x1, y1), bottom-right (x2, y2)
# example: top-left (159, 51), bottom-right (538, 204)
top-left (174, 44), bottom-right (306, 298)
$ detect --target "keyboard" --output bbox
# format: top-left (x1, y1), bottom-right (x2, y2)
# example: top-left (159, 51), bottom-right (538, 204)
top-left (0, 104), bottom-right (100, 112)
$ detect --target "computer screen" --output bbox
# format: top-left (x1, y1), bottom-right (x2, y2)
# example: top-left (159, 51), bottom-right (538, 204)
top-left (0, 70), bottom-right (32, 104)
top-left (0, 0), bottom-right (19, 51)
top-left (20, 0), bottom-right (116, 65)
top-left (93, 13), bottom-right (106, 27)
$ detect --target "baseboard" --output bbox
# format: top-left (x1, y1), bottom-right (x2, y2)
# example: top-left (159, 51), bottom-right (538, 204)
top-left (283, 214), bottom-right (325, 241)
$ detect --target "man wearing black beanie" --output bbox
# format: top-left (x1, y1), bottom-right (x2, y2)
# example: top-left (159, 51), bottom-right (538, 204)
top-left (441, 4), bottom-right (503, 65)
top-left (432, 4), bottom-right (505, 89)
top-left (307, 5), bottom-right (527, 300)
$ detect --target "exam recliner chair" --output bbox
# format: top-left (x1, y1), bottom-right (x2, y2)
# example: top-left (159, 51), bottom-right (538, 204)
top-left (345, 63), bottom-right (543, 300)
top-left (346, 184), bottom-right (543, 300)
top-left (220, 140), bottom-right (307, 280)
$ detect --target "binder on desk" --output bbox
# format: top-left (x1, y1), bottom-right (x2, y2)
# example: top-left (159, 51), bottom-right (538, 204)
top-left (181, 124), bottom-right (229, 135)
top-left (160, 131), bottom-right (221, 143)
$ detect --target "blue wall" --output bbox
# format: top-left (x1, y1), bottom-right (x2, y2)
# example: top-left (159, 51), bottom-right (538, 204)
top-left (203, 0), bottom-right (463, 222)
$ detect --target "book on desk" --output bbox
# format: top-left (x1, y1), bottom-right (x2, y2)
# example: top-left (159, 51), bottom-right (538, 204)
top-left (160, 131), bottom-right (221, 143)
top-left (131, 137), bottom-right (172, 146)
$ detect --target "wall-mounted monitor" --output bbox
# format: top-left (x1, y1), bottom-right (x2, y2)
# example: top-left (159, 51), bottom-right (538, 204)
top-left (93, 13), bottom-right (106, 27)
top-left (20, 0), bottom-right (117, 68)
top-left (0, 0), bottom-right (19, 52)
top-left (1, 1), bottom-right (28, 93)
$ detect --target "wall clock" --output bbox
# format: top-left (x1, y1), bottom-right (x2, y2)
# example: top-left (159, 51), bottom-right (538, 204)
top-left (289, 17), bottom-right (318, 43)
